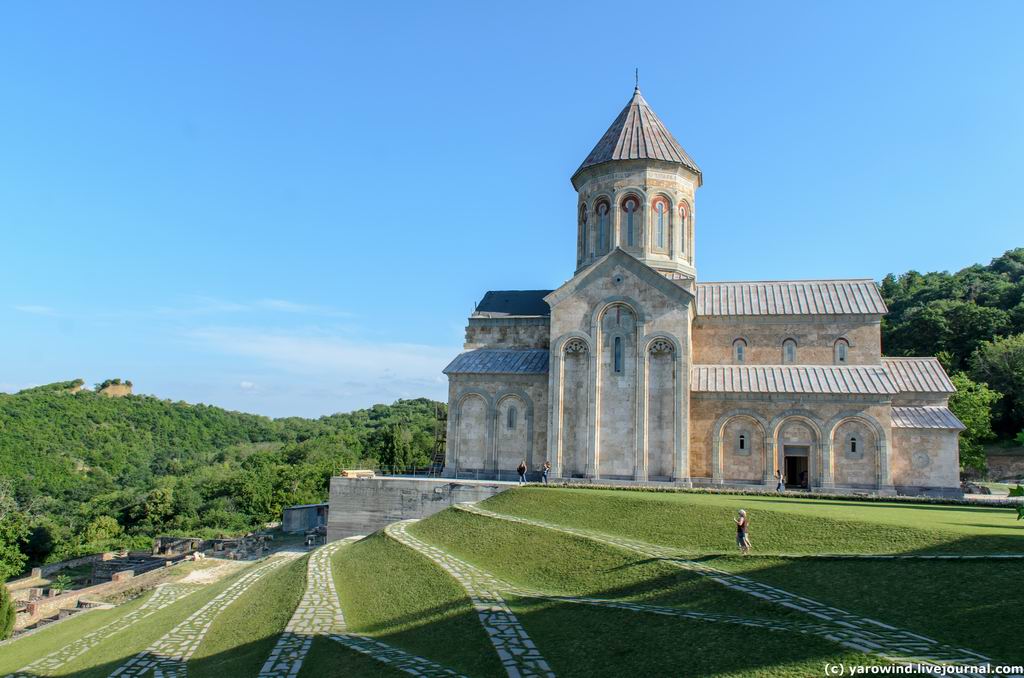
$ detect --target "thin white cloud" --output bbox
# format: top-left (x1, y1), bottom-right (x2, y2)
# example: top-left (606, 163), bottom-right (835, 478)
top-left (156, 296), bottom-right (349, 318)
top-left (12, 304), bottom-right (58, 316)
top-left (239, 380), bottom-right (258, 391)
top-left (189, 327), bottom-right (455, 393)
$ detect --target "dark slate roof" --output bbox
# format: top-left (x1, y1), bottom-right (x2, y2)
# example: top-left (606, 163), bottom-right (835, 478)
top-left (474, 290), bottom-right (552, 317)
top-left (444, 349), bottom-right (550, 375)
top-left (574, 87), bottom-right (701, 183)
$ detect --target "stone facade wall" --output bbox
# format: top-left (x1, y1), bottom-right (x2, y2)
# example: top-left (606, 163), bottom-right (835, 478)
top-left (693, 316), bottom-right (881, 365)
top-left (891, 428), bottom-right (960, 490)
top-left (445, 373), bottom-right (548, 478)
top-left (464, 317), bottom-right (550, 350)
top-left (547, 252), bottom-right (692, 482)
top-left (326, 477), bottom-right (512, 541)
top-left (690, 396), bottom-right (892, 490)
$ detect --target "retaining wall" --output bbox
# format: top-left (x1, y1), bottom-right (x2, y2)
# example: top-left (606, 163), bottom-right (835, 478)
top-left (326, 476), bottom-right (514, 541)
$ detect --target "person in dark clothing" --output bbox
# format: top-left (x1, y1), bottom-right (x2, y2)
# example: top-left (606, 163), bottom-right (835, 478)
top-left (541, 461), bottom-right (551, 484)
top-left (774, 469), bottom-right (786, 493)
top-left (517, 460), bottom-right (527, 485)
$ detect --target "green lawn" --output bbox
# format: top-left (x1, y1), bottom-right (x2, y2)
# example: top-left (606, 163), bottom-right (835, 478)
top-left (57, 564), bottom-right (259, 677)
top-left (332, 532), bottom-right (505, 677)
top-left (717, 555), bottom-right (1023, 663)
top-left (405, 509), bottom-right (891, 677)
top-left (0, 592), bottom-right (151, 675)
top-left (297, 636), bottom-right (409, 678)
top-left (504, 595), bottom-right (892, 678)
top-left (483, 487), bottom-right (1024, 554)
top-left (409, 508), bottom-right (796, 619)
top-left (189, 554), bottom-right (309, 678)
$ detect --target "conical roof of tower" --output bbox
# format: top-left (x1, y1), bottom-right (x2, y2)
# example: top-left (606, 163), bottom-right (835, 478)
top-left (573, 87), bottom-right (701, 184)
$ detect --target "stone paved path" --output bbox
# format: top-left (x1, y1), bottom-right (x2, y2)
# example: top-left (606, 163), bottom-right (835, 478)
top-left (4, 583), bottom-right (203, 678)
top-left (108, 556), bottom-right (293, 678)
top-left (386, 520), bottom-right (555, 678)
top-left (456, 503), bottom-right (1014, 674)
top-left (258, 536), bottom-right (465, 678)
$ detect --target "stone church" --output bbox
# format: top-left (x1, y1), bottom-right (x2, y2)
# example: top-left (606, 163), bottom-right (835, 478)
top-left (442, 87), bottom-right (963, 497)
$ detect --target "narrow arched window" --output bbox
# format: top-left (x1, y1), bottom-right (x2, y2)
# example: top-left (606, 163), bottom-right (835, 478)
top-left (613, 336), bottom-right (623, 373)
top-left (623, 198), bottom-right (637, 247)
top-left (507, 406), bottom-right (517, 430)
top-left (835, 339), bottom-right (849, 364)
top-left (739, 434), bottom-right (746, 451)
top-left (849, 436), bottom-right (857, 454)
top-left (783, 339), bottom-right (797, 364)
top-left (579, 205), bottom-right (588, 258)
top-left (733, 338), bottom-right (746, 364)
top-left (656, 202), bottom-right (666, 249)
top-left (679, 203), bottom-right (689, 255)
top-left (597, 201), bottom-right (610, 254)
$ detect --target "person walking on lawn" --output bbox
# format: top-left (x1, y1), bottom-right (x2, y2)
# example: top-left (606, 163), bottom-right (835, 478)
top-left (774, 469), bottom-right (786, 493)
top-left (734, 510), bottom-right (751, 554)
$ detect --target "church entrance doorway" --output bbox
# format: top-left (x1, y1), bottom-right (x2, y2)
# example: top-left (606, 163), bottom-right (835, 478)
top-left (783, 445), bottom-right (809, 489)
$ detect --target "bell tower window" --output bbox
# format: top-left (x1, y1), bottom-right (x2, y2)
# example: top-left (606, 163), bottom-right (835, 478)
top-left (622, 197), bottom-right (638, 247)
top-left (596, 200), bottom-right (610, 254)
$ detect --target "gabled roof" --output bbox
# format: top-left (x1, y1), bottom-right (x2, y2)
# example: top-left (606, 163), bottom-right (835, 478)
top-left (444, 349), bottom-right (549, 375)
top-left (881, 358), bottom-right (956, 394)
top-left (695, 279), bottom-right (887, 316)
top-left (573, 87), bottom-right (701, 184)
top-left (691, 365), bottom-right (898, 395)
top-left (545, 248), bottom-right (695, 310)
top-left (474, 290), bottom-right (552, 317)
top-left (891, 406), bottom-right (965, 430)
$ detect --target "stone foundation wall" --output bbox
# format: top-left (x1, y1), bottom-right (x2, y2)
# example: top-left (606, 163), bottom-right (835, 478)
top-left (326, 476), bottom-right (513, 540)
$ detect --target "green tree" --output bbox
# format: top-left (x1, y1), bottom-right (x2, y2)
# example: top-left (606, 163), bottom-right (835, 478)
top-left (0, 481), bottom-right (29, 580)
top-left (0, 580), bottom-right (15, 640)
top-left (970, 333), bottom-right (1024, 435)
top-left (85, 516), bottom-right (123, 544)
top-left (948, 373), bottom-right (1001, 473)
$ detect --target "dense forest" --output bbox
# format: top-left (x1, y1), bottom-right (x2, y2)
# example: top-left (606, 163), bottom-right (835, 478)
top-left (880, 248), bottom-right (1024, 467)
top-left (0, 384), bottom-right (441, 579)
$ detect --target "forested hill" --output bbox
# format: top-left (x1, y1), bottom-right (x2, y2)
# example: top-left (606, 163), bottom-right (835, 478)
top-left (0, 383), bottom-right (441, 577)
top-left (880, 247), bottom-right (1024, 441)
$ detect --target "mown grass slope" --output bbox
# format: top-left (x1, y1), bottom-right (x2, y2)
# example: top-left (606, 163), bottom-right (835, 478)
top-left (406, 508), bottom-right (891, 676)
top-left (189, 555), bottom-right (309, 678)
top-left (332, 532), bottom-right (505, 677)
top-left (0, 591), bottom-right (152, 675)
top-left (483, 487), bottom-right (1024, 554)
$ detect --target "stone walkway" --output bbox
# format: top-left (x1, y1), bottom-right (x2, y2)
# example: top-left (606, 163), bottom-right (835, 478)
top-left (456, 503), bottom-right (1013, 674)
top-left (258, 537), bottom-right (465, 678)
top-left (108, 556), bottom-right (292, 678)
top-left (385, 520), bottom-right (555, 678)
top-left (4, 583), bottom-right (203, 678)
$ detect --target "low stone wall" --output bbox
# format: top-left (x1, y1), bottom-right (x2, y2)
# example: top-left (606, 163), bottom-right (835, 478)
top-left (987, 453), bottom-right (1024, 482)
top-left (7, 552), bottom-right (117, 592)
top-left (12, 561), bottom-right (177, 631)
top-left (326, 476), bottom-right (515, 541)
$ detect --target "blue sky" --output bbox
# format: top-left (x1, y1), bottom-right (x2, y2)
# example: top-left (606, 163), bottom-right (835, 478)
top-left (2, 2), bottom-right (1022, 417)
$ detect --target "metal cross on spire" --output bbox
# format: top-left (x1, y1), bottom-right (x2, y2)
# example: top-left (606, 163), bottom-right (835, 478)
top-left (635, 67), bottom-right (639, 90)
